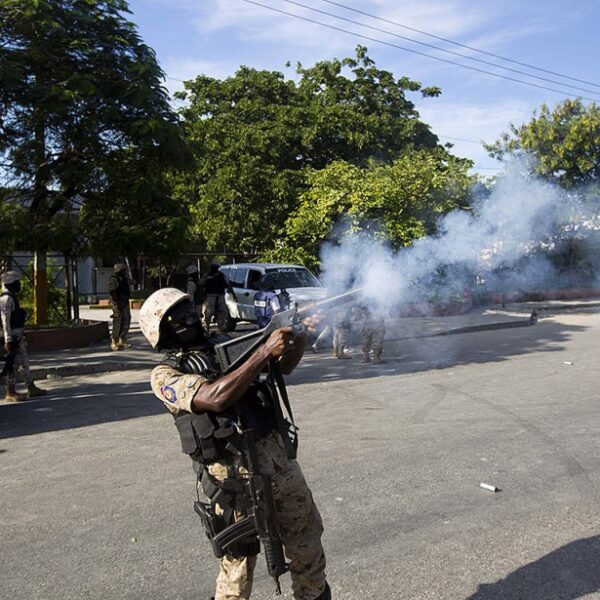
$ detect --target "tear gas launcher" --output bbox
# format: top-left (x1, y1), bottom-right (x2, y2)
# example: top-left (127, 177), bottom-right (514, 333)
top-left (213, 287), bottom-right (363, 373)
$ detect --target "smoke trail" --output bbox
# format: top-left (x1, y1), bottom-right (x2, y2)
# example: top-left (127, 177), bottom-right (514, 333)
top-left (319, 161), bottom-right (600, 315)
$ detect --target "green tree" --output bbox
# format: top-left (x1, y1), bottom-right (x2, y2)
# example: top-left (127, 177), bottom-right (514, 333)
top-left (266, 149), bottom-right (473, 269)
top-left (0, 0), bottom-right (187, 322)
top-left (486, 99), bottom-right (600, 189)
top-left (175, 46), bottom-right (446, 254)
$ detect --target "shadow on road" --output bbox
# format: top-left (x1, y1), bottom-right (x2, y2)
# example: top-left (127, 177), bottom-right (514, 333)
top-left (1, 319), bottom-right (588, 438)
top-left (288, 319), bottom-right (587, 385)
top-left (0, 379), bottom-right (165, 440)
top-left (466, 535), bottom-right (600, 599)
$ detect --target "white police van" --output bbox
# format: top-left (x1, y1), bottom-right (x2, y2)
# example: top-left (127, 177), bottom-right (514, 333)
top-left (219, 263), bottom-right (327, 330)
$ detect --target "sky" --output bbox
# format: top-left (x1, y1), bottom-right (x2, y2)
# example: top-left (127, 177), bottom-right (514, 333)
top-left (126, 0), bottom-right (600, 176)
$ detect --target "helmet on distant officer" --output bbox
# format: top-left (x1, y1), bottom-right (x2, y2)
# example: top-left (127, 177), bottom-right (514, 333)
top-left (186, 265), bottom-right (198, 276)
top-left (114, 263), bottom-right (127, 273)
top-left (1, 271), bottom-right (21, 286)
top-left (139, 288), bottom-right (208, 350)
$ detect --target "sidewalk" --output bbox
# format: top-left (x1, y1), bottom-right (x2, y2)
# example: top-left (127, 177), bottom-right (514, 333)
top-left (25, 299), bottom-right (600, 380)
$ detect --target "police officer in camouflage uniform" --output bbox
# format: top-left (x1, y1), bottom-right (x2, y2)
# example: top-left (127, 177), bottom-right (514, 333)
top-left (139, 288), bottom-right (331, 600)
top-left (355, 305), bottom-right (386, 364)
top-left (1, 271), bottom-right (47, 401)
top-left (186, 264), bottom-right (205, 320)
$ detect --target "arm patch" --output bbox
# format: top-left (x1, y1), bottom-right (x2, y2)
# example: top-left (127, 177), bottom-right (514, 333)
top-left (160, 385), bottom-right (177, 404)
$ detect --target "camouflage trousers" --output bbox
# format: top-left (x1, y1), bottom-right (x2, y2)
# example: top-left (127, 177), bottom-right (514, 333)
top-left (203, 294), bottom-right (229, 333)
top-left (4, 334), bottom-right (32, 387)
top-left (206, 431), bottom-right (327, 600)
top-left (362, 320), bottom-right (385, 357)
top-left (332, 325), bottom-right (350, 353)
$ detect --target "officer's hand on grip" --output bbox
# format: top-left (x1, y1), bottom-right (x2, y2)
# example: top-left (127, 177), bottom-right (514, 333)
top-left (265, 328), bottom-right (295, 359)
top-left (301, 311), bottom-right (323, 334)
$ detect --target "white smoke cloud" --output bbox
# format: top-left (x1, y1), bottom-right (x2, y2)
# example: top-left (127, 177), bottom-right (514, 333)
top-left (319, 161), bottom-right (600, 316)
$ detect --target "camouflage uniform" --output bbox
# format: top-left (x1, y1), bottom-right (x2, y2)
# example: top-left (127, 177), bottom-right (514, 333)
top-left (150, 363), bottom-right (328, 600)
top-left (356, 306), bottom-right (385, 361)
top-left (0, 290), bottom-right (32, 386)
top-left (203, 294), bottom-right (229, 333)
top-left (332, 308), bottom-right (352, 358)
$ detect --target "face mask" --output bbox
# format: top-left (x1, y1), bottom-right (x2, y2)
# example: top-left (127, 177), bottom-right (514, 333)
top-left (164, 301), bottom-right (208, 348)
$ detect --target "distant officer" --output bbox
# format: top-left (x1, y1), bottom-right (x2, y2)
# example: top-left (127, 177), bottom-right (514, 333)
top-left (0, 271), bottom-right (47, 401)
top-left (200, 261), bottom-right (237, 334)
top-left (139, 288), bottom-right (331, 600)
top-left (355, 305), bottom-right (386, 364)
top-left (185, 264), bottom-right (205, 319)
top-left (332, 307), bottom-right (352, 359)
top-left (253, 274), bottom-right (284, 328)
top-left (108, 263), bottom-right (131, 351)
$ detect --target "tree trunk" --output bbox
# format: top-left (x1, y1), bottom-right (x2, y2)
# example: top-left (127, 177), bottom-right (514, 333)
top-left (33, 252), bottom-right (47, 324)
top-left (32, 103), bottom-right (48, 324)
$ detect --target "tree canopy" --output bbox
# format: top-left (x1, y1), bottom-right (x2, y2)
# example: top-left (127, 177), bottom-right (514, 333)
top-left (265, 149), bottom-right (474, 269)
top-left (0, 0), bottom-right (188, 257)
top-left (486, 99), bottom-right (600, 189)
top-left (174, 46), bottom-right (452, 255)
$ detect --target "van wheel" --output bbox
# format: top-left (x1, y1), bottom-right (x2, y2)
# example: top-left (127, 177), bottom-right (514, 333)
top-left (223, 315), bottom-right (238, 332)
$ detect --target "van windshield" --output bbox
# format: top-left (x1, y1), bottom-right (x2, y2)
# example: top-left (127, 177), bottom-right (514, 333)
top-left (265, 267), bottom-right (322, 288)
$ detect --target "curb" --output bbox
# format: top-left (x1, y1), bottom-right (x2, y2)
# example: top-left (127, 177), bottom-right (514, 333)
top-left (30, 316), bottom-right (539, 379)
top-left (33, 360), bottom-right (156, 380)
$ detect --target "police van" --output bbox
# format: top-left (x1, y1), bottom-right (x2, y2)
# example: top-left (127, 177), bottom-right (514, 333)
top-left (219, 263), bottom-right (327, 330)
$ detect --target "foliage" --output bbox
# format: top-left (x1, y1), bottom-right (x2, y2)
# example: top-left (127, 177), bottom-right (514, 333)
top-left (175, 46), bottom-right (449, 253)
top-left (19, 260), bottom-right (68, 326)
top-left (486, 99), bottom-right (600, 189)
top-left (0, 0), bottom-right (189, 256)
top-left (264, 149), bottom-right (474, 270)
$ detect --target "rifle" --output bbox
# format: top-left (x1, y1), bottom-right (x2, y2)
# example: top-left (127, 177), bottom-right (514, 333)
top-left (194, 428), bottom-right (289, 594)
top-left (214, 287), bottom-right (363, 373)
top-left (0, 340), bottom-right (18, 379)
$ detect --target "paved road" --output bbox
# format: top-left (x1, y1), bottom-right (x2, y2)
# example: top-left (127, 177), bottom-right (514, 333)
top-left (1, 309), bottom-right (599, 599)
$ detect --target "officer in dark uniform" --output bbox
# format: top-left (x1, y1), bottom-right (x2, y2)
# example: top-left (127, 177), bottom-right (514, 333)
top-left (140, 288), bottom-right (331, 600)
top-left (200, 262), bottom-right (237, 334)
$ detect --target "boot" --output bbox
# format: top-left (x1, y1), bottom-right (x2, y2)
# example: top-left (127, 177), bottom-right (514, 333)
top-left (371, 355), bottom-right (387, 364)
top-left (118, 338), bottom-right (132, 350)
top-left (362, 353), bottom-right (371, 363)
top-left (111, 339), bottom-right (121, 351)
top-left (4, 384), bottom-right (25, 402)
top-left (27, 382), bottom-right (48, 398)
top-left (336, 345), bottom-right (352, 359)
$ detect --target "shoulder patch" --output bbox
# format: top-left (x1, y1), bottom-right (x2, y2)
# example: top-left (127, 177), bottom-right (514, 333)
top-left (160, 385), bottom-right (177, 404)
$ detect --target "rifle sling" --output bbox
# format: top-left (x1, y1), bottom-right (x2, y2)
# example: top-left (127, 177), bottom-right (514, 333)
top-left (271, 360), bottom-right (298, 460)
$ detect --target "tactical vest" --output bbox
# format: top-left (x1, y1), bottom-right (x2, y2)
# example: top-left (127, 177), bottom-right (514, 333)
top-left (163, 349), bottom-right (298, 559)
top-left (187, 277), bottom-right (204, 305)
top-left (164, 350), bottom-right (280, 468)
top-left (0, 292), bottom-right (26, 330)
top-left (203, 272), bottom-right (227, 295)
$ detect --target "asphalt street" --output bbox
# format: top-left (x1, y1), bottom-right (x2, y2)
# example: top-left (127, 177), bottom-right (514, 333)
top-left (1, 309), bottom-right (599, 599)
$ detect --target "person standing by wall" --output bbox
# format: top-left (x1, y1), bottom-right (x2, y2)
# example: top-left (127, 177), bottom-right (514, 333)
top-left (108, 263), bottom-right (131, 351)
top-left (0, 271), bottom-right (47, 401)
top-left (185, 264), bottom-right (205, 320)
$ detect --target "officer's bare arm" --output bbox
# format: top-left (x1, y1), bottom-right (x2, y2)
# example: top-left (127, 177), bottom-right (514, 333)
top-left (191, 328), bottom-right (294, 413)
top-left (279, 314), bottom-right (321, 375)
